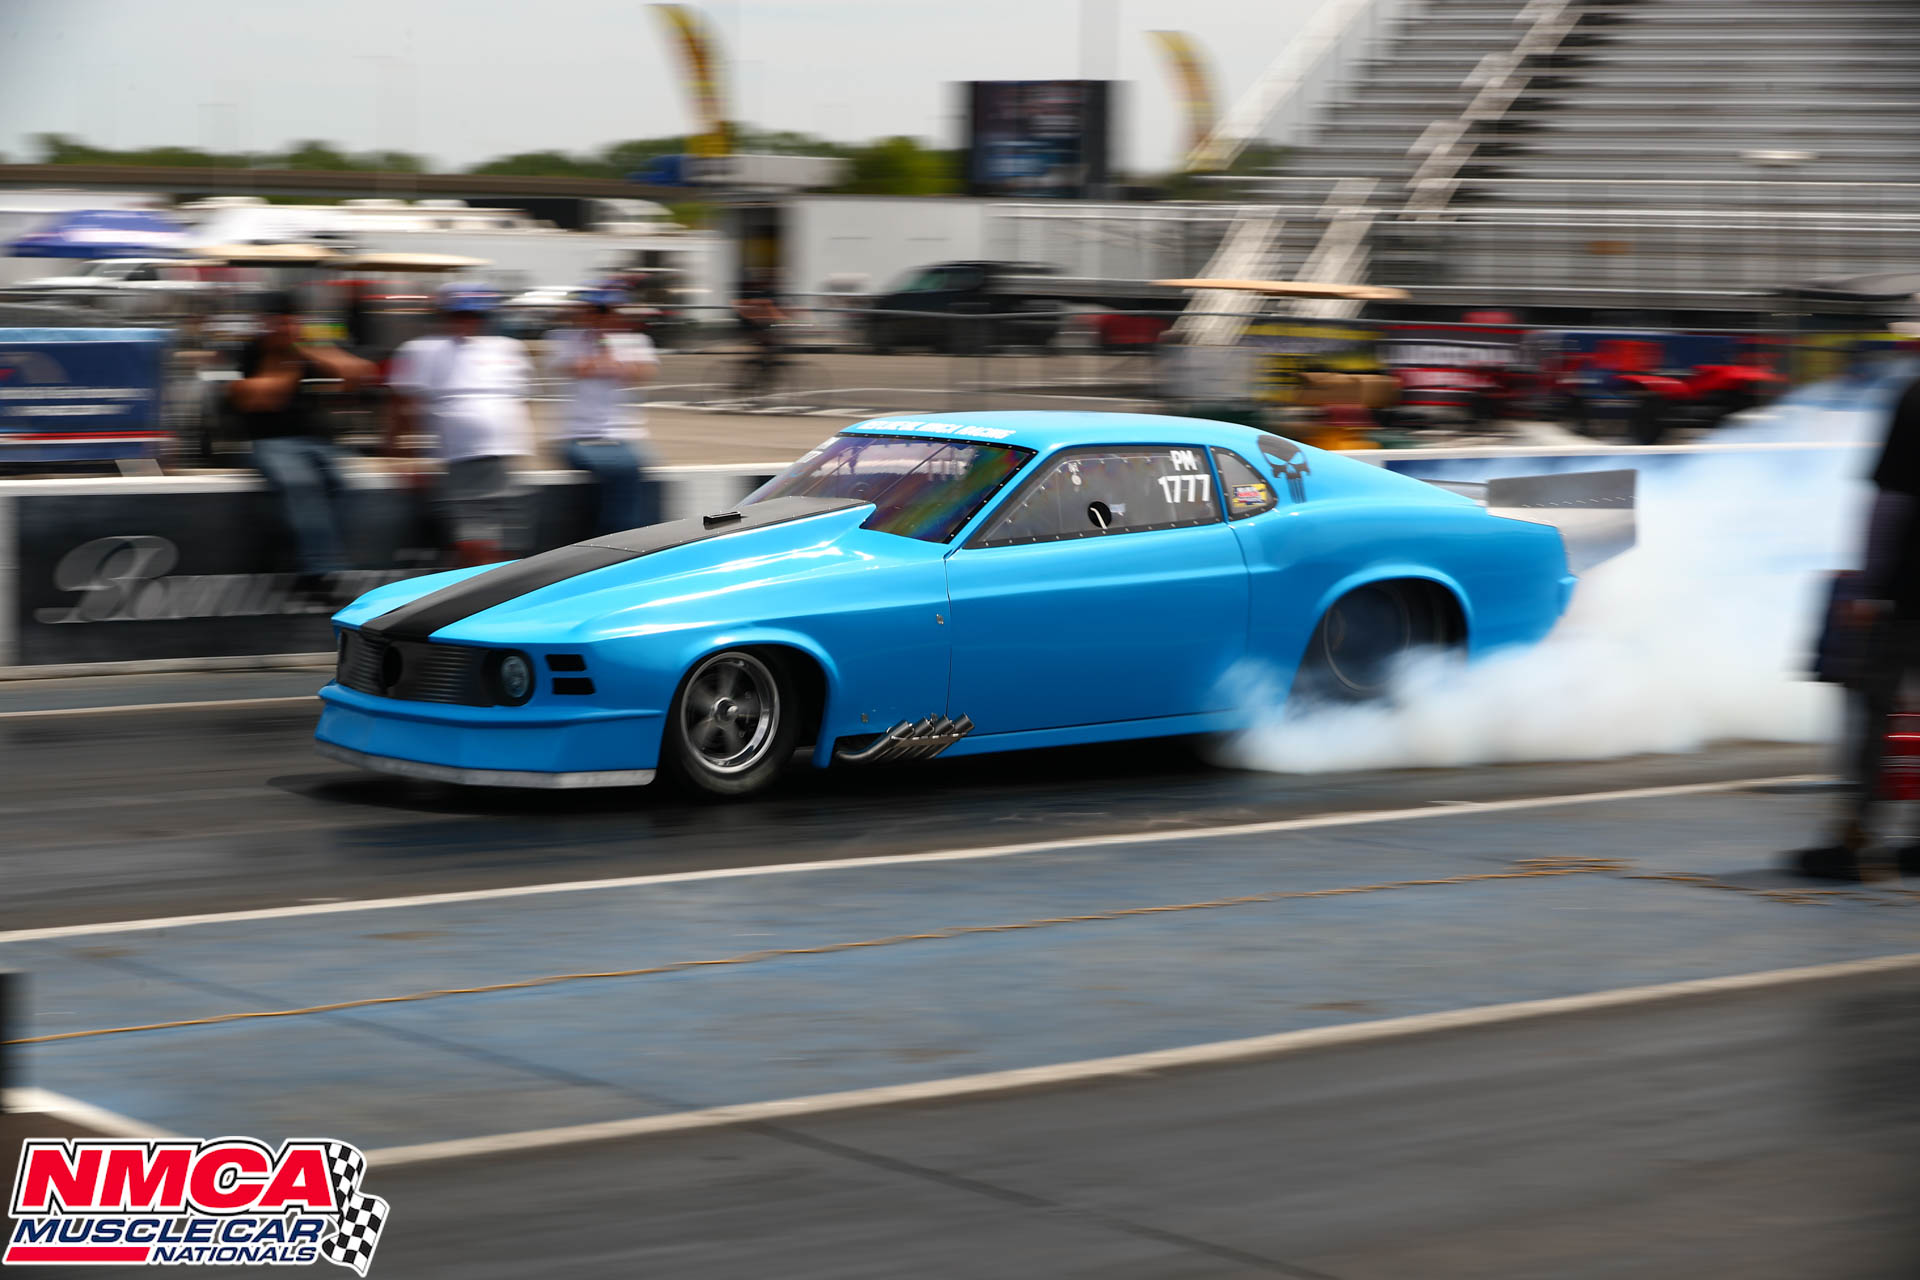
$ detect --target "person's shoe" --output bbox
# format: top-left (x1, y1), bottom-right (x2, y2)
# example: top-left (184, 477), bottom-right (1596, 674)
top-left (1787, 843), bottom-right (1869, 882)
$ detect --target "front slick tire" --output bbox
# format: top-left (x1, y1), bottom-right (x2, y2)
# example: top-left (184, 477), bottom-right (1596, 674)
top-left (662, 649), bottom-right (799, 798)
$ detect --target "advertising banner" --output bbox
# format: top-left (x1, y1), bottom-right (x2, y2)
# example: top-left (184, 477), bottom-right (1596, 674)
top-left (964, 80), bottom-right (1113, 199)
top-left (1240, 317), bottom-right (1384, 403)
top-left (0, 328), bottom-right (169, 462)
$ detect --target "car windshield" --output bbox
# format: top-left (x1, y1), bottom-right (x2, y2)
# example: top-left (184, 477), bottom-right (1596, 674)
top-left (744, 433), bottom-right (1032, 543)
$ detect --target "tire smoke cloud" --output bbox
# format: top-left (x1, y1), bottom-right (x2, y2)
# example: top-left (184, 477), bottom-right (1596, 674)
top-left (1228, 382), bottom-right (1905, 774)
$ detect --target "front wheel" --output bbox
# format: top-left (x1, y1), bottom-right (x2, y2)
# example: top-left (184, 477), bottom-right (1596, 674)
top-left (662, 650), bottom-right (799, 797)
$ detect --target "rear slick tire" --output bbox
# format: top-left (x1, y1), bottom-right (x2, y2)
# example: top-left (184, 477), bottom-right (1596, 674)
top-left (661, 649), bottom-right (800, 798)
top-left (1292, 584), bottom-right (1454, 705)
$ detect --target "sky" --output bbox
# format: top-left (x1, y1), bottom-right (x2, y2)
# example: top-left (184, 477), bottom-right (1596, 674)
top-left (0, 0), bottom-right (1330, 176)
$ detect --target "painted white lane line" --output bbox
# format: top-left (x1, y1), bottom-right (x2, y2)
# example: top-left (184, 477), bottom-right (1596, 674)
top-left (0, 695), bottom-right (317, 720)
top-left (0, 773), bottom-right (1820, 945)
top-left (1, 1087), bottom-right (177, 1139)
top-left (366, 949), bottom-right (1920, 1167)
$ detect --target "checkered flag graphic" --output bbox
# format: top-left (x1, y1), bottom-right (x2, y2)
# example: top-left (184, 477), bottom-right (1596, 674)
top-left (319, 1143), bottom-right (390, 1276)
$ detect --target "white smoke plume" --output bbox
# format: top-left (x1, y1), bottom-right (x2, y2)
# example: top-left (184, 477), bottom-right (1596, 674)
top-left (1226, 385), bottom-right (1903, 774)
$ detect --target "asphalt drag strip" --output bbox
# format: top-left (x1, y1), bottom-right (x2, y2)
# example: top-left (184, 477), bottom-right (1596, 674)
top-left (0, 674), bottom-right (1828, 927)
top-left (360, 967), bottom-right (1920, 1280)
top-left (6, 779), bottom-right (1913, 1154)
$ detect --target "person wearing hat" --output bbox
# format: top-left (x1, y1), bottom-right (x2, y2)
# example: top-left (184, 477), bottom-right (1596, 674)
top-left (387, 285), bottom-right (536, 567)
top-left (544, 286), bottom-right (661, 535)
top-left (230, 290), bottom-right (372, 597)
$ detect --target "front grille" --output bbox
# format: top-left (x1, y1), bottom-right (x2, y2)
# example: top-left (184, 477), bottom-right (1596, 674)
top-left (338, 630), bottom-right (389, 696)
top-left (337, 630), bottom-right (495, 706)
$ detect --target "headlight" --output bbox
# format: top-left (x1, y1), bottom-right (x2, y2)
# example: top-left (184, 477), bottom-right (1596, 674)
top-left (494, 652), bottom-right (534, 705)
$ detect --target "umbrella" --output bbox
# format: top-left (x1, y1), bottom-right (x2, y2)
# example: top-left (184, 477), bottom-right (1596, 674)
top-left (7, 208), bottom-right (192, 259)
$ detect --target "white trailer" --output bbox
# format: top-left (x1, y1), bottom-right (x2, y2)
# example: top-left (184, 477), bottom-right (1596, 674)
top-left (778, 195), bottom-right (1227, 302)
top-left (780, 197), bottom-right (991, 299)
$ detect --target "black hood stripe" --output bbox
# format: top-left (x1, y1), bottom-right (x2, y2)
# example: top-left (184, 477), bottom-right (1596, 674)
top-left (362, 496), bottom-right (866, 641)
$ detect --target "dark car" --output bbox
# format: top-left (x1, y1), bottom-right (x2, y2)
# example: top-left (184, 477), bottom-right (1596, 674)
top-left (864, 261), bottom-right (1067, 354)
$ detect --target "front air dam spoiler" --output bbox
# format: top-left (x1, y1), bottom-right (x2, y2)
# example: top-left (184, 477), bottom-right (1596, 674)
top-left (317, 740), bottom-right (657, 789)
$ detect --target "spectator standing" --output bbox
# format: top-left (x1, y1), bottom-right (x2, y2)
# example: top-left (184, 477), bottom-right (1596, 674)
top-left (230, 291), bottom-right (372, 598)
top-left (387, 286), bottom-right (535, 567)
top-left (735, 277), bottom-right (788, 395)
top-left (545, 288), bottom-right (662, 535)
top-left (1791, 372), bottom-right (1920, 880)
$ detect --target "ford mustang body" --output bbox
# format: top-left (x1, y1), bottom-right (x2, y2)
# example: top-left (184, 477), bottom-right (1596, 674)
top-left (317, 412), bottom-right (1605, 796)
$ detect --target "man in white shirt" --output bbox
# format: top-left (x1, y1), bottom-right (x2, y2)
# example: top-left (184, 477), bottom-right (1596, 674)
top-left (544, 287), bottom-right (661, 535)
top-left (387, 286), bottom-right (535, 567)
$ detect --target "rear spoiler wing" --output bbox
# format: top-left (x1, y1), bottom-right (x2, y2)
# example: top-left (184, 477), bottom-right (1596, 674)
top-left (1427, 469), bottom-right (1636, 573)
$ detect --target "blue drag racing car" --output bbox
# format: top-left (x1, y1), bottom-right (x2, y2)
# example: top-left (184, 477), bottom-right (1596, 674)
top-left (317, 412), bottom-right (1629, 796)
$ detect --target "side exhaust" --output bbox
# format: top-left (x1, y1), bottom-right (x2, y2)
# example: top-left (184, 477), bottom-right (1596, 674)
top-left (836, 714), bottom-right (975, 765)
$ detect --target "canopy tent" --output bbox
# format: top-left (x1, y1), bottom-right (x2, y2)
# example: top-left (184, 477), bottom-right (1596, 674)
top-left (195, 242), bottom-right (340, 266)
top-left (340, 252), bottom-right (490, 272)
top-left (7, 208), bottom-right (192, 259)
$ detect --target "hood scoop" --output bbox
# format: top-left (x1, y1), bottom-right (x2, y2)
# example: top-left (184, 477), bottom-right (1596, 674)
top-left (363, 496), bottom-right (869, 641)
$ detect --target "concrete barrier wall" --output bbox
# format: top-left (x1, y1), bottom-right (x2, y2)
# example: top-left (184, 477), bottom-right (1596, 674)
top-left (0, 438), bottom-right (1873, 674)
top-left (0, 463), bottom-right (783, 672)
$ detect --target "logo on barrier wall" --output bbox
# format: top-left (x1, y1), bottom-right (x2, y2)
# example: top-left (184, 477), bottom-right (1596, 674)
top-left (6, 1138), bottom-right (390, 1273)
top-left (33, 536), bottom-right (420, 624)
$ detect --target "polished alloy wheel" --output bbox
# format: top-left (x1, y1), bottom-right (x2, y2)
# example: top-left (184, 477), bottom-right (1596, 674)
top-left (680, 652), bottom-right (781, 774)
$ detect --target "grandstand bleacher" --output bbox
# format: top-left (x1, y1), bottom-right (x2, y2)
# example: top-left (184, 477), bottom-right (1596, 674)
top-left (1232, 0), bottom-right (1920, 320)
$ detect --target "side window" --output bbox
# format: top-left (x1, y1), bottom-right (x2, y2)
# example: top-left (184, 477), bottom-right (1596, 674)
top-left (973, 446), bottom-right (1220, 548)
top-left (1213, 449), bottom-right (1278, 519)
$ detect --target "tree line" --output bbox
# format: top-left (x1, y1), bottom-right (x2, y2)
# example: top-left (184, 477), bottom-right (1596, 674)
top-left (23, 129), bottom-right (961, 197)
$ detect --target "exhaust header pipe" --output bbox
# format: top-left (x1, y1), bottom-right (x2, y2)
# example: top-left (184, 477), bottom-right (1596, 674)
top-left (834, 712), bottom-right (975, 765)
